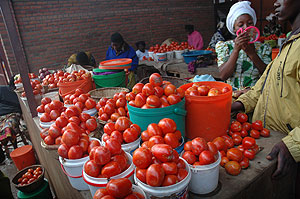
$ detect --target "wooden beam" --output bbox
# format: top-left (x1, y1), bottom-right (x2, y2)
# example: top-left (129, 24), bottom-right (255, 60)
top-left (0, 0), bottom-right (37, 117)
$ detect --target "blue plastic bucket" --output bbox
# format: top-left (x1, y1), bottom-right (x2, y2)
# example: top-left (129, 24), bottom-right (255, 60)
top-left (182, 50), bottom-right (212, 64)
top-left (127, 99), bottom-right (186, 136)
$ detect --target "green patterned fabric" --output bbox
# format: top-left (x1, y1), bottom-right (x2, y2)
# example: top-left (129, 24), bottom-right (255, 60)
top-left (216, 40), bottom-right (272, 88)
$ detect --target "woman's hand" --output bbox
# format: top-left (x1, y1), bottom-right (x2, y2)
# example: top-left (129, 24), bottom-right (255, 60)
top-left (242, 43), bottom-right (256, 57)
top-left (234, 31), bottom-right (250, 51)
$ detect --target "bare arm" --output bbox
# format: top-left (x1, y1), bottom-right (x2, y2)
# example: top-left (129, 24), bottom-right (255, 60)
top-left (243, 44), bottom-right (267, 74)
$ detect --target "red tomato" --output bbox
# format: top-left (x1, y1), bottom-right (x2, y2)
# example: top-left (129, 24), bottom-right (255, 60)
top-left (253, 144), bottom-right (259, 154)
top-left (84, 160), bottom-right (101, 177)
top-left (116, 98), bottom-right (126, 108)
top-left (86, 118), bottom-right (97, 132)
top-left (65, 107), bottom-right (79, 118)
top-left (101, 161), bottom-right (122, 178)
top-left (79, 112), bottom-right (90, 123)
top-left (123, 128), bottom-right (139, 143)
top-left (212, 137), bottom-right (226, 151)
top-left (242, 137), bottom-right (256, 149)
top-left (146, 95), bottom-right (161, 108)
top-left (176, 87), bottom-right (185, 98)
top-left (176, 159), bottom-right (186, 169)
top-left (244, 149), bottom-right (255, 160)
top-left (184, 141), bottom-right (193, 151)
top-left (250, 129), bottom-right (260, 139)
top-left (134, 93), bottom-right (146, 108)
top-left (224, 138), bottom-right (234, 149)
top-left (221, 86), bottom-right (230, 94)
top-left (111, 131), bottom-right (123, 144)
top-left (231, 121), bottom-right (242, 132)
top-left (236, 113), bottom-right (248, 123)
top-left (260, 128), bottom-right (270, 137)
top-left (99, 97), bottom-right (108, 107)
top-left (78, 138), bottom-right (89, 153)
top-left (115, 117), bottom-right (131, 132)
top-left (146, 164), bottom-right (165, 187)
top-left (49, 100), bottom-right (63, 110)
top-left (104, 104), bottom-right (115, 115)
top-left (233, 136), bottom-right (242, 146)
top-left (117, 107), bottom-right (126, 116)
top-left (167, 94), bottom-right (181, 105)
top-left (147, 123), bottom-right (163, 137)
top-left (240, 129), bottom-right (248, 137)
top-left (208, 88), bottom-right (221, 96)
top-left (226, 148), bottom-right (243, 162)
top-left (44, 135), bottom-right (55, 145)
top-left (182, 151), bottom-right (197, 165)
top-left (132, 147), bottom-right (153, 169)
top-left (149, 73), bottom-right (163, 87)
top-left (198, 150), bottom-right (215, 165)
top-left (105, 138), bottom-right (122, 155)
top-left (93, 146), bottom-right (111, 165)
top-left (40, 113), bottom-right (51, 122)
top-left (68, 145), bottom-right (83, 159)
top-left (174, 130), bottom-right (182, 140)
top-left (141, 130), bottom-right (150, 142)
top-left (142, 83), bottom-right (155, 97)
top-left (48, 124), bottom-right (61, 139)
top-left (164, 84), bottom-right (176, 96)
top-left (100, 113), bottom-right (109, 121)
top-left (191, 137), bottom-right (208, 156)
top-left (104, 123), bottom-right (115, 135)
top-left (240, 157), bottom-right (249, 169)
top-left (126, 92), bottom-right (136, 101)
top-left (78, 94), bottom-right (89, 103)
top-left (111, 154), bottom-right (127, 171)
top-left (161, 162), bottom-right (178, 175)
top-left (252, 120), bottom-right (263, 131)
top-left (36, 105), bottom-right (45, 113)
top-left (197, 85), bottom-right (209, 96)
top-left (62, 130), bottom-right (80, 147)
top-left (148, 135), bottom-right (164, 148)
top-left (93, 189), bottom-right (108, 199)
top-left (207, 142), bottom-right (218, 155)
top-left (225, 161), bottom-right (241, 176)
top-left (55, 116), bottom-right (68, 128)
top-left (130, 124), bottom-right (141, 134)
top-left (106, 178), bottom-right (132, 198)
top-left (164, 133), bottom-right (179, 148)
top-left (242, 122), bottom-right (251, 131)
top-left (136, 168), bottom-right (147, 183)
top-left (177, 168), bottom-right (188, 181)
top-left (41, 97), bottom-right (51, 105)
top-left (151, 144), bottom-right (173, 163)
top-left (220, 156), bottom-right (229, 167)
top-left (162, 175), bottom-right (178, 187)
top-left (68, 116), bottom-right (81, 126)
top-left (132, 83), bottom-right (144, 94)
top-left (154, 86), bottom-right (164, 98)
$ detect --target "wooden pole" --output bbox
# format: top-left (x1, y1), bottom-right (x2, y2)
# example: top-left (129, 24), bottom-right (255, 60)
top-left (0, 0), bottom-right (37, 117)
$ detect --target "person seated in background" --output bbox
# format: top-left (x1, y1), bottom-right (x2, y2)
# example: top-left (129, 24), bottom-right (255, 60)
top-left (135, 41), bottom-right (149, 61)
top-left (208, 20), bottom-right (233, 49)
top-left (0, 76), bottom-right (22, 161)
top-left (185, 24), bottom-right (204, 50)
top-left (67, 51), bottom-right (96, 71)
top-left (215, 1), bottom-right (271, 90)
top-left (105, 32), bottom-right (138, 89)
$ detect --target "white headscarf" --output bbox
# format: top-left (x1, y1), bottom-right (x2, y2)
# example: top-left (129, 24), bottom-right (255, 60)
top-left (226, 1), bottom-right (257, 35)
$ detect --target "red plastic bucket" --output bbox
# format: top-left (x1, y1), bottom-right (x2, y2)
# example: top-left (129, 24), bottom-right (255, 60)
top-left (58, 77), bottom-right (94, 98)
top-left (180, 82), bottom-right (232, 141)
top-left (10, 145), bottom-right (36, 170)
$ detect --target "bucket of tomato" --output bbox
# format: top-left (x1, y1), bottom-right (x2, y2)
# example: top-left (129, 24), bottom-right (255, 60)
top-left (182, 137), bottom-right (221, 194)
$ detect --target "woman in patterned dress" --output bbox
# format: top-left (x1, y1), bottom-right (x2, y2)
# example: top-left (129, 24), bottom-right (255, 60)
top-left (216, 1), bottom-right (272, 89)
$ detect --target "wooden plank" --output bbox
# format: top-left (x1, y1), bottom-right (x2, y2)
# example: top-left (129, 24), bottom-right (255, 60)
top-left (189, 130), bottom-right (297, 199)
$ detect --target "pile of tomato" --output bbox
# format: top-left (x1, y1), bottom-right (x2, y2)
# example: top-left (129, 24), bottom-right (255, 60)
top-left (14, 73), bottom-right (38, 85)
top-left (97, 91), bottom-right (129, 122)
top-left (93, 178), bottom-right (145, 199)
top-left (42, 70), bottom-right (91, 90)
top-left (127, 73), bottom-right (185, 109)
top-left (182, 137), bottom-right (218, 166)
top-left (185, 82), bottom-right (230, 97)
top-left (64, 89), bottom-right (97, 112)
top-left (17, 167), bottom-right (43, 186)
top-left (133, 144), bottom-right (188, 187)
top-left (140, 118), bottom-right (182, 149)
top-left (21, 79), bottom-right (43, 97)
top-left (103, 117), bottom-right (141, 144)
top-left (149, 42), bottom-right (195, 53)
top-left (37, 97), bottom-right (65, 123)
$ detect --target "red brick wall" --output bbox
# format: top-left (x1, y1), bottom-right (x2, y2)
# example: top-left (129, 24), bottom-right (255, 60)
top-left (0, 0), bottom-right (215, 74)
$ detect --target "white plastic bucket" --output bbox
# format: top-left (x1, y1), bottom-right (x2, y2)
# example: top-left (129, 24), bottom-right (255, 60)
top-left (156, 53), bottom-right (167, 61)
top-left (175, 50), bottom-right (184, 59)
top-left (42, 91), bottom-right (60, 101)
top-left (82, 152), bottom-right (135, 197)
top-left (59, 155), bottom-right (90, 190)
top-left (167, 51), bottom-right (174, 61)
top-left (83, 108), bottom-right (97, 116)
top-left (101, 133), bottom-right (141, 155)
top-left (148, 51), bottom-right (154, 59)
top-left (188, 151), bottom-right (221, 194)
top-left (39, 121), bottom-right (55, 129)
top-left (134, 157), bottom-right (191, 199)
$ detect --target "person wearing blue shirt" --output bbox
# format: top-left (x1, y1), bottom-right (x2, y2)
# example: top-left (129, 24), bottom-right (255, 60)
top-left (105, 33), bottom-right (138, 89)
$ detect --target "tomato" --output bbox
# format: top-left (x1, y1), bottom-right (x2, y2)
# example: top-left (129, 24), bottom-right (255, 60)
top-left (136, 168), bottom-right (147, 183)
top-left (106, 178), bottom-right (132, 198)
top-left (176, 159), bottom-right (186, 170)
top-left (221, 86), bottom-right (230, 94)
top-left (115, 117), bottom-right (131, 132)
top-left (198, 150), bottom-right (215, 165)
top-left (55, 116), bottom-right (68, 128)
top-left (104, 123), bottom-right (115, 135)
top-left (65, 107), bottom-right (79, 118)
top-left (240, 157), bottom-right (249, 169)
top-left (86, 118), bottom-right (97, 132)
top-left (104, 104), bottom-right (115, 116)
top-left (148, 135), bottom-right (164, 148)
top-left (130, 124), bottom-right (141, 134)
top-left (163, 133), bottom-right (178, 148)
top-left (93, 188), bottom-right (108, 199)
top-left (78, 94), bottom-right (89, 103)
top-left (78, 138), bottom-right (89, 153)
top-left (197, 85), bottom-right (210, 96)
top-left (132, 83), bottom-right (144, 94)
top-left (151, 144), bottom-right (173, 163)
top-left (242, 137), bottom-right (256, 149)
top-left (226, 148), bottom-right (243, 162)
top-left (40, 113), bottom-right (51, 122)
top-left (260, 128), bottom-right (270, 137)
top-left (41, 97), bottom-right (51, 105)
top-left (111, 154), bottom-right (127, 171)
top-left (126, 92), bottom-right (136, 101)
top-left (44, 135), bottom-right (55, 145)
top-left (48, 124), bottom-right (61, 139)
top-left (191, 137), bottom-right (208, 156)
top-left (231, 121), bottom-right (242, 132)
top-left (162, 175), bottom-right (178, 187)
top-left (92, 146), bottom-right (111, 165)
top-left (244, 149), bottom-right (255, 160)
top-left (84, 160), bottom-right (101, 177)
top-left (182, 151), bottom-right (197, 165)
top-left (250, 129), bottom-right (260, 139)
top-left (225, 161), bottom-right (241, 176)
top-left (147, 123), bottom-right (163, 137)
top-left (236, 113), bottom-right (248, 123)
top-left (174, 130), bottom-right (181, 140)
top-left (164, 84), bottom-right (176, 96)
top-left (68, 116), bottom-right (81, 126)
top-left (142, 83), bottom-right (155, 97)
top-left (177, 168), bottom-right (188, 181)
top-left (57, 143), bottom-right (69, 158)
top-left (101, 161), bottom-right (122, 178)
top-left (251, 120), bottom-right (263, 131)
top-left (116, 98), bottom-right (126, 108)
top-left (78, 112), bottom-right (90, 123)
top-left (87, 140), bottom-right (100, 154)
top-left (233, 136), bottom-right (242, 145)
top-left (111, 131), bottom-right (123, 144)
top-left (123, 128), bottom-right (139, 143)
top-left (161, 162), bottom-right (178, 175)
top-left (146, 95), bottom-right (161, 108)
top-left (36, 105), bottom-right (45, 113)
top-left (232, 132), bottom-right (242, 138)
top-left (117, 107), bottom-right (126, 116)
top-left (149, 73), bottom-right (163, 87)
top-left (167, 94), bottom-right (181, 105)
top-left (212, 137), bottom-right (226, 151)
top-left (49, 100), bottom-right (63, 110)
top-left (134, 93), bottom-right (146, 108)
top-left (240, 129), bottom-right (248, 137)
top-left (146, 164), bottom-right (165, 187)
top-left (154, 86), bottom-right (164, 98)
top-left (132, 147), bottom-right (153, 169)
top-left (68, 145), bottom-right (83, 159)
top-left (106, 138), bottom-right (122, 155)
top-left (253, 144), bottom-right (259, 154)
top-left (184, 141), bottom-right (193, 151)
top-left (242, 122), bottom-right (251, 131)
top-left (220, 156), bottom-right (229, 167)
top-left (99, 97), bottom-right (108, 107)
top-left (100, 113), bottom-right (109, 121)
top-left (208, 88), bottom-right (221, 96)
top-left (141, 131), bottom-right (150, 142)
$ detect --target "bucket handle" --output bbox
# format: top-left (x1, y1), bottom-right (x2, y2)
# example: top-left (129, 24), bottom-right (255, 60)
top-left (174, 108), bottom-right (186, 116)
top-left (61, 164), bottom-right (82, 179)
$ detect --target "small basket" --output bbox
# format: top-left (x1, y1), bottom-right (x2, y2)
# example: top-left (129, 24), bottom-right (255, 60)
top-left (12, 165), bottom-right (45, 193)
top-left (88, 87), bottom-right (130, 102)
top-left (139, 76), bottom-right (190, 88)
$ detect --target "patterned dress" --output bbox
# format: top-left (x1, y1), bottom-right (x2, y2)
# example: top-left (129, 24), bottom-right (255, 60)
top-left (216, 40), bottom-right (272, 88)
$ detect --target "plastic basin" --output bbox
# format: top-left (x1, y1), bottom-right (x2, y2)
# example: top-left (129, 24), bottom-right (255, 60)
top-left (92, 71), bottom-right (126, 88)
top-left (182, 50), bottom-right (212, 64)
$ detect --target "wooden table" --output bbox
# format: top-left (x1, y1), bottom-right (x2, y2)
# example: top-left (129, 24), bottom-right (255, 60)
top-left (18, 93), bottom-right (296, 199)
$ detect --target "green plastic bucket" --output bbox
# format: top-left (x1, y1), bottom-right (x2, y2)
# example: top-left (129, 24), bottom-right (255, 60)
top-left (127, 98), bottom-right (186, 136)
top-left (92, 71), bottom-right (126, 88)
top-left (17, 179), bottom-right (53, 199)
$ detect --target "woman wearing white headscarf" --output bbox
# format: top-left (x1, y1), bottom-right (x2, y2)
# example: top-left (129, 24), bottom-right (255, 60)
top-left (215, 1), bottom-right (271, 89)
